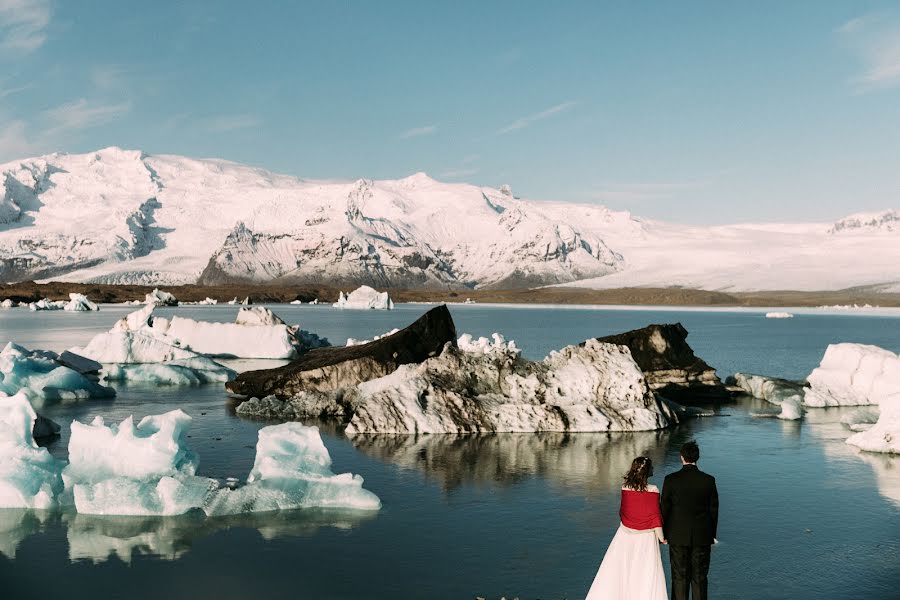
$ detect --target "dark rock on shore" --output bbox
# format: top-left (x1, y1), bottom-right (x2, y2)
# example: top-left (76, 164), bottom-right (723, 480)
top-left (593, 323), bottom-right (729, 401)
top-left (226, 304), bottom-right (458, 399)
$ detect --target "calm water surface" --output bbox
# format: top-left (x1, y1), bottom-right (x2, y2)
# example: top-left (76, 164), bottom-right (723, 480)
top-left (1, 304), bottom-right (899, 599)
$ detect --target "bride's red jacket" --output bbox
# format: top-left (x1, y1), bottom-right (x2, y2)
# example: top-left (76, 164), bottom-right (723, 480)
top-left (619, 489), bottom-right (663, 530)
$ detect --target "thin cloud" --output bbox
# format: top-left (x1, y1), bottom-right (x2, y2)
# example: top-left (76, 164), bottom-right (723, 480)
top-left (90, 66), bottom-right (127, 91)
top-left (838, 12), bottom-right (900, 91)
top-left (497, 101), bottom-right (576, 135)
top-left (0, 0), bottom-right (52, 53)
top-left (0, 82), bottom-right (32, 99)
top-left (399, 124), bottom-right (437, 139)
top-left (42, 98), bottom-right (131, 135)
top-left (206, 114), bottom-right (261, 132)
top-left (590, 181), bottom-right (709, 203)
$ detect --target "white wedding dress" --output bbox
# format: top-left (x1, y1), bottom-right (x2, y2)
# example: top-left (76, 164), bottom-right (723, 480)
top-left (585, 484), bottom-right (667, 600)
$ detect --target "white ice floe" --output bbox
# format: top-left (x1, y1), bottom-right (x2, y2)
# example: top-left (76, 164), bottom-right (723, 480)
top-left (162, 316), bottom-right (297, 359)
top-left (804, 344), bottom-right (900, 407)
top-left (0, 343), bottom-right (115, 407)
top-left (227, 297), bottom-right (239, 305)
top-left (144, 288), bottom-right (178, 306)
top-left (0, 392), bottom-right (63, 509)
top-left (344, 337), bottom-right (674, 434)
top-left (28, 298), bottom-right (65, 311)
top-left (64, 293), bottom-right (99, 312)
top-left (62, 410), bottom-right (211, 516)
top-left (346, 328), bottom-right (400, 347)
top-left (1, 299), bottom-right (15, 308)
top-left (204, 423), bottom-right (381, 515)
top-left (56, 411), bottom-right (379, 517)
top-left (333, 286), bottom-right (394, 310)
top-left (765, 312), bottom-right (793, 319)
top-left (778, 398), bottom-right (803, 420)
top-left (457, 332), bottom-right (520, 356)
top-left (235, 305), bottom-right (285, 327)
top-left (846, 398), bottom-right (900, 454)
top-left (290, 299), bottom-right (303, 305)
top-left (103, 360), bottom-right (234, 385)
top-left (731, 372), bottom-right (805, 406)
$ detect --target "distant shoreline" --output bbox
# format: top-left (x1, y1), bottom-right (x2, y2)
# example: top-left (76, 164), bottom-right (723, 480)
top-left (2, 281), bottom-right (899, 308)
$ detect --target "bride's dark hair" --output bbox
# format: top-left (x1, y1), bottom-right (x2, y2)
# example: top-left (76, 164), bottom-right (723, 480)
top-left (623, 456), bottom-right (654, 491)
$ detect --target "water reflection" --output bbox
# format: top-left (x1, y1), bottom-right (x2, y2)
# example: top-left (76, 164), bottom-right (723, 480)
top-left (0, 508), bottom-right (376, 563)
top-left (349, 430), bottom-right (672, 493)
top-left (803, 407), bottom-right (900, 510)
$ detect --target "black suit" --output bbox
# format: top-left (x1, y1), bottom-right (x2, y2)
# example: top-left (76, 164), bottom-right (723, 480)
top-left (661, 464), bottom-right (718, 600)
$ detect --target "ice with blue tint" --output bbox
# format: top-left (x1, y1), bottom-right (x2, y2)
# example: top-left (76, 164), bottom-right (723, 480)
top-left (0, 392), bottom-right (63, 509)
top-left (0, 343), bottom-right (115, 408)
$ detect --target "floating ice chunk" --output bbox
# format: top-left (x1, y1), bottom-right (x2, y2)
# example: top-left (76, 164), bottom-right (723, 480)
top-left (62, 410), bottom-right (213, 516)
top-left (103, 359), bottom-right (235, 385)
top-left (778, 398), bottom-right (802, 420)
top-left (805, 344), bottom-right (900, 407)
top-left (290, 299), bottom-right (303, 305)
top-left (0, 342), bottom-right (115, 407)
top-left (28, 298), bottom-right (65, 311)
top-left (846, 388), bottom-right (900, 454)
top-left (164, 316), bottom-right (301, 359)
top-left (64, 293), bottom-right (99, 311)
top-left (333, 286), bottom-right (394, 310)
top-left (227, 297), bottom-right (239, 305)
top-left (73, 330), bottom-right (207, 364)
top-left (235, 305), bottom-right (286, 327)
top-left (730, 372), bottom-right (805, 406)
top-left (1, 299), bottom-right (15, 308)
top-left (309, 299), bottom-right (319, 305)
top-left (346, 328), bottom-right (400, 346)
top-left (765, 312), bottom-right (793, 319)
top-left (144, 288), bottom-right (178, 306)
top-left (0, 392), bottom-right (63, 509)
top-left (204, 423), bottom-right (381, 515)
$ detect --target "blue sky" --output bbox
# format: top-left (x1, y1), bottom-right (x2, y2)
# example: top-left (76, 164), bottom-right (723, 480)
top-left (1, 1), bottom-right (899, 224)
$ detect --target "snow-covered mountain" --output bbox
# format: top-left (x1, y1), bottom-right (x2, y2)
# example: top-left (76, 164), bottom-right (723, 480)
top-left (1, 147), bottom-right (898, 292)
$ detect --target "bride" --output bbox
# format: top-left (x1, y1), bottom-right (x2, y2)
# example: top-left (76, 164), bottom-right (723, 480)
top-left (585, 456), bottom-right (667, 600)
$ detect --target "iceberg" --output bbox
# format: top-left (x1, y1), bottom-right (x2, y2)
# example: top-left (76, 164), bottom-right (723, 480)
top-left (730, 372), bottom-right (805, 406)
top-left (846, 405), bottom-right (899, 454)
top-left (0, 392), bottom-right (63, 509)
top-left (765, 312), bottom-right (793, 319)
top-left (0, 343), bottom-right (115, 407)
top-left (343, 335), bottom-right (675, 434)
top-left (54, 411), bottom-right (379, 517)
top-left (144, 288), bottom-right (178, 306)
top-left (64, 293), bottom-right (99, 312)
top-left (1, 299), bottom-right (15, 308)
top-left (333, 286), bottom-right (394, 310)
top-left (28, 298), bottom-right (65, 311)
top-left (346, 328), bottom-right (400, 347)
top-left (204, 423), bottom-right (381, 515)
top-left (62, 410), bottom-right (213, 516)
top-left (805, 344), bottom-right (900, 407)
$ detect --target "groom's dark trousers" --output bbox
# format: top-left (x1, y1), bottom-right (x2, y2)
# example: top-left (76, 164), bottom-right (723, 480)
top-left (661, 465), bottom-right (719, 600)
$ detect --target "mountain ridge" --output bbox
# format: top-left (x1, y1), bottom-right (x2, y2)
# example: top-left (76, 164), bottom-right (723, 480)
top-left (1, 147), bottom-right (898, 292)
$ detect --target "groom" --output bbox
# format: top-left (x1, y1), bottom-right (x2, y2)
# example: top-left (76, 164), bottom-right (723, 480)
top-left (661, 440), bottom-right (719, 600)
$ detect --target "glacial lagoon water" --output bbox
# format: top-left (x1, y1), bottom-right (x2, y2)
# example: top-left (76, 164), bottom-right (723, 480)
top-left (1, 303), bottom-right (899, 599)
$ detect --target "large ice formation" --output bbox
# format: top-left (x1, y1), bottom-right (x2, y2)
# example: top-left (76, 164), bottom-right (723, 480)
top-left (28, 298), bottom-right (65, 311)
top-left (805, 344), bottom-right (900, 407)
top-left (0, 392), bottom-right (63, 509)
top-left (342, 335), bottom-right (673, 434)
top-left (55, 411), bottom-right (379, 516)
top-left (333, 286), bottom-right (394, 310)
top-left (1, 299), bottom-right (16, 308)
top-left (0, 343), bottom-right (115, 407)
top-left (730, 372), bottom-right (805, 407)
top-left (765, 312), bottom-right (794, 319)
top-left (64, 293), bottom-right (99, 311)
top-left (69, 307), bottom-right (235, 384)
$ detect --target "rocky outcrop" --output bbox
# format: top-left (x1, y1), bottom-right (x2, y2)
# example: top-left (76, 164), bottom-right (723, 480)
top-left (226, 305), bottom-right (458, 399)
top-left (594, 323), bottom-right (728, 400)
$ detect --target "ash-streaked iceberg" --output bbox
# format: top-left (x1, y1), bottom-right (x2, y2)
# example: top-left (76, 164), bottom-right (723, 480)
top-left (333, 286), bottom-right (394, 310)
top-left (805, 343), bottom-right (899, 407)
top-left (0, 392), bottom-right (63, 509)
top-left (0, 342), bottom-right (115, 407)
top-left (344, 335), bottom-right (675, 434)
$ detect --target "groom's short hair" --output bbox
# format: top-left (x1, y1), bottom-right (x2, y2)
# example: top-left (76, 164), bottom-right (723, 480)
top-left (680, 440), bottom-right (700, 463)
